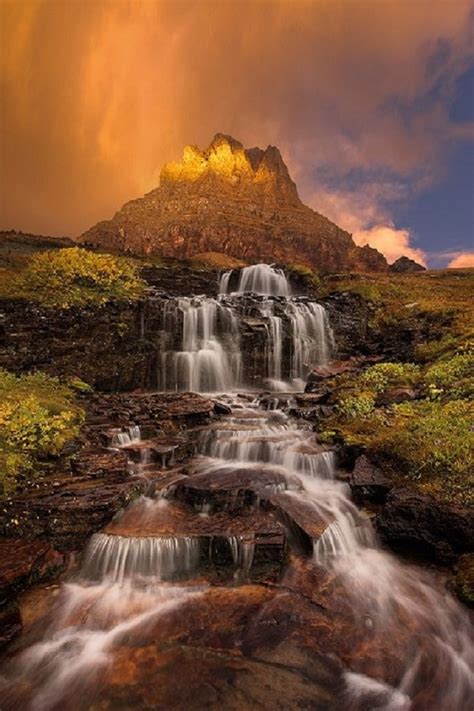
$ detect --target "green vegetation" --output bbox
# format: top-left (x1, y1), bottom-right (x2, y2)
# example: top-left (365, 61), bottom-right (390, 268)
top-left (324, 270), bottom-right (474, 364)
top-left (0, 370), bottom-right (84, 495)
top-left (1, 246), bottom-right (145, 308)
top-left (320, 270), bottom-right (474, 505)
top-left (424, 352), bottom-right (474, 400)
top-left (288, 263), bottom-right (321, 291)
top-left (360, 362), bottom-right (420, 392)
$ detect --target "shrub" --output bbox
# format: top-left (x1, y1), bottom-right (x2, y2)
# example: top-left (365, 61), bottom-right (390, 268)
top-left (360, 362), bottom-right (421, 393)
top-left (338, 392), bottom-right (376, 419)
top-left (0, 370), bottom-right (84, 495)
top-left (288, 263), bottom-right (321, 290)
top-left (17, 247), bottom-right (145, 308)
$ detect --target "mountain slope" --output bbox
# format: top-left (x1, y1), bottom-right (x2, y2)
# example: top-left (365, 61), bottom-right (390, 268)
top-left (80, 134), bottom-right (387, 273)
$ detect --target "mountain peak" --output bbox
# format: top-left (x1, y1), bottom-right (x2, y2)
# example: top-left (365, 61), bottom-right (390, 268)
top-left (81, 134), bottom-right (387, 273)
top-left (160, 135), bottom-right (300, 204)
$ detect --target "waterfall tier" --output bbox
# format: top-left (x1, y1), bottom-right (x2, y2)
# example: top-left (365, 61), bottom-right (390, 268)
top-left (156, 264), bottom-right (333, 392)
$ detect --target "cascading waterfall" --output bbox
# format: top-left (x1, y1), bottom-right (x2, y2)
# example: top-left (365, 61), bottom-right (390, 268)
top-left (188, 401), bottom-right (474, 708)
top-left (81, 533), bottom-right (201, 584)
top-left (2, 268), bottom-right (473, 710)
top-left (221, 263), bottom-right (290, 296)
top-left (155, 264), bottom-right (333, 391)
top-left (157, 297), bottom-right (241, 392)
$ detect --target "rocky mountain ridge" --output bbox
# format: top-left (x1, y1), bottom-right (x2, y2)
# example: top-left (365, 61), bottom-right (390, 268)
top-left (80, 134), bottom-right (388, 273)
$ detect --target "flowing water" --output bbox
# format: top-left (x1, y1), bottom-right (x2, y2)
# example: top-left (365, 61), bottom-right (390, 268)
top-left (157, 263), bottom-right (333, 391)
top-left (1, 265), bottom-right (473, 710)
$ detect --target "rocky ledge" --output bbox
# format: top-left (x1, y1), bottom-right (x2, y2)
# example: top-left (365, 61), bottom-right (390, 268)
top-left (0, 391), bottom-right (217, 647)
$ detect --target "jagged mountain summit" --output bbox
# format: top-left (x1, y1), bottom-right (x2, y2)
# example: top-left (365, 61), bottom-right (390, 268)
top-left (80, 133), bottom-right (387, 272)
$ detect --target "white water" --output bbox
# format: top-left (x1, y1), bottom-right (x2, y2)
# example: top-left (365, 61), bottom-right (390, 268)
top-left (220, 263), bottom-right (290, 296)
top-left (191, 400), bottom-right (474, 708)
top-left (157, 264), bottom-right (333, 391)
top-left (2, 266), bottom-right (473, 709)
top-left (81, 533), bottom-right (201, 584)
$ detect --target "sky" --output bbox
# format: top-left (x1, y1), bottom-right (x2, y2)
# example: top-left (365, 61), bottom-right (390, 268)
top-left (0, 0), bottom-right (473, 268)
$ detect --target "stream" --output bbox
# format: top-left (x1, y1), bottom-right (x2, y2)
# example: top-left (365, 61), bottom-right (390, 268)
top-left (1, 265), bottom-right (473, 710)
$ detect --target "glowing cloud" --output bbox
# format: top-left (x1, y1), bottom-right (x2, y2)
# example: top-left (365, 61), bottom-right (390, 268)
top-left (0, 0), bottom-right (472, 256)
top-left (448, 253), bottom-right (474, 268)
top-left (353, 226), bottom-right (427, 266)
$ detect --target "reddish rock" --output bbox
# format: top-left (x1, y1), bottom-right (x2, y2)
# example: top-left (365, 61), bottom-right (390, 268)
top-left (0, 540), bottom-right (64, 648)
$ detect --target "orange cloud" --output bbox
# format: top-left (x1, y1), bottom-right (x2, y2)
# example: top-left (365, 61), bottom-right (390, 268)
top-left (353, 226), bottom-right (427, 266)
top-left (0, 0), bottom-right (472, 239)
top-left (448, 252), bottom-right (474, 268)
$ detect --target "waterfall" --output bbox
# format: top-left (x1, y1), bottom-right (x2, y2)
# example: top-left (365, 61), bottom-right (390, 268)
top-left (81, 533), bottom-right (200, 583)
top-left (3, 267), bottom-right (472, 711)
top-left (220, 263), bottom-right (290, 296)
top-left (157, 297), bottom-right (240, 392)
top-left (157, 264), bottom-right (333, 391)
top-left (111, 425), bottom-right (141, 447)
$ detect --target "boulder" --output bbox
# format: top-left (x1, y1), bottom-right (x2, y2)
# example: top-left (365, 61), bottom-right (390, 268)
top-left (376, 387), bottom-right (417, 406)
top-left (377, 488), bottom-right (474, 563)
top-left (350, 455), bottom-right (393, 503)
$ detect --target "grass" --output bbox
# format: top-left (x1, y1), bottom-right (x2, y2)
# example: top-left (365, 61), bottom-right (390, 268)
top-left (320, 270), bottom-right (474, 505)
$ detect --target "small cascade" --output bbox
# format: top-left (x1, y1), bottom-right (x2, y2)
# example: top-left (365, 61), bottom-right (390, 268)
top-left (81, 533), bottom-right (200, 583)
top-left (287, 301), bottom-right (333, 380)
top-left (220, 263), bottom-right (290, 296)
top-left (157, 297), bottom-right (240, 391)
top-left (313, 512), bottom-right (375, 565)
top-left (155, 264), bottom-right (333, 391)
top-left (228, 536), bottom-right (255, 578)
top-left (111, 425), bottom-right (141, 447)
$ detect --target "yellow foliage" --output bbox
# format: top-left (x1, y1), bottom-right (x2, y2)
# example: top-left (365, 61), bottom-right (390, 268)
top-left (0, 369), bottom-right (84, 495)
top-left (13, 247), bottom-right (145, 308)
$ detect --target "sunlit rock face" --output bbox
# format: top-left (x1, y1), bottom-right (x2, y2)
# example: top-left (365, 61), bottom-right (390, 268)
top-left (81, 133), bottom-right (387, 273)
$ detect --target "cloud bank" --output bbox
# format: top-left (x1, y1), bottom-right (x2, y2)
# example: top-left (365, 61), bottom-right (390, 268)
top-left (0, 0), bottom-right (472, 266)
top-left (448, 252), bottom-right (474, 268)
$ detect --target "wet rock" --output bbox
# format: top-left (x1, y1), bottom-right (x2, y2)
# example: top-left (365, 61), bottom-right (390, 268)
top-left (213, 400), bottom-right (232, 415)
top-left (0, 540), bottom-right (64, 648)
top-left (0, 475), bottom-right (146, 551)
top-left (350, 455), bottom-right (393, 503)
top-left (377, 488), bottom-right (474, 563)
top-left (70, 448), bottom-right (129, 477)
top-left (176, 465), bottom-right (301, 513)
top-left (272, 492), bottom-right (332, 554)
top-left (79, 584), bottom-right (341, 710)
top-left (0, 540), bottom-right (64, 603)
top-left (0, 603), bottom-right (22, 649)
top-left (306, 359), bottom-right (360, 383)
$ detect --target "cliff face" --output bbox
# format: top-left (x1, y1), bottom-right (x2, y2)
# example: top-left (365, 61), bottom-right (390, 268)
top-left (80, 133), bottom-right (387, 273)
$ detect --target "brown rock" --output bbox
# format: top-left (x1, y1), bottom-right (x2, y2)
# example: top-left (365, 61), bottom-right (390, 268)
top-left (389, 256), bottom-right (426, 273)
top-left (376, 386), bottom-right (417, 406)
top-left (377, 488), bottom-right (474, 563)
top-left (350, 455), bottom-right (393, 503)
